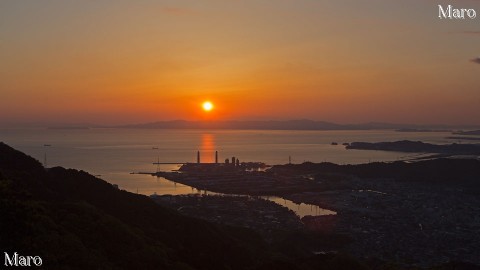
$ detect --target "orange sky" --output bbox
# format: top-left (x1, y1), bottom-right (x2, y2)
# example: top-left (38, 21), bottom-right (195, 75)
top-left (1, 0), bottom-right (480, 126)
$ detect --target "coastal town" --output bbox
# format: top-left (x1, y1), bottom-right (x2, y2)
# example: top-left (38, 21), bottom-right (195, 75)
top-left (152, 194), bottom-right (304, 240)
top-left (150, 152), bottom-right (480, 267)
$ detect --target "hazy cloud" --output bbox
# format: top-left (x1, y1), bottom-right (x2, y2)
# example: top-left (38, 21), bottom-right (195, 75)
top-left (462, 31), bottom-right (480, 35)
top-left (161, 7), bottom-right (195, 16)
top-left (470, 57), bottom-right (480, 64)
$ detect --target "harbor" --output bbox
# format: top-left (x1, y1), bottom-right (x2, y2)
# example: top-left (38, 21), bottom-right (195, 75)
top-left (132, 150), bottom-right (336, 218)
top-left (137, 151), bottom-right (480, 267)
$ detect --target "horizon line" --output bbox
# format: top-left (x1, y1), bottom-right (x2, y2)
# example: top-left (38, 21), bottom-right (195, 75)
top-left (2, 119), bottom-right (480, 130)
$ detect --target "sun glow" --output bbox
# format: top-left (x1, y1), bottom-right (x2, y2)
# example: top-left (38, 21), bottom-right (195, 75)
top-left (202, 101), bottom-right (214, 112)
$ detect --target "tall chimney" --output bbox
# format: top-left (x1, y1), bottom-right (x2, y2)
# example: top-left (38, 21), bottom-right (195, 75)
top-left (197, 151), bottom-right (200, 164)
top-left (215, 151), bottom-right (218, 164)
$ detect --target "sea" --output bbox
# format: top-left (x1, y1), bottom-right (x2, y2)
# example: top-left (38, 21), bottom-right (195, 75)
top-left (0, 128), bottom-right (456, 217)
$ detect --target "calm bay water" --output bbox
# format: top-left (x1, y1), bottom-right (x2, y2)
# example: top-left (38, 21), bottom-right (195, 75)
top-left (0, 128), bottom-right (454, 216)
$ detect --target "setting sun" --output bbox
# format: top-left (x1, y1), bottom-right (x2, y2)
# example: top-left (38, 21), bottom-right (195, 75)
top-left (202, 101), bottom-right (214, 112)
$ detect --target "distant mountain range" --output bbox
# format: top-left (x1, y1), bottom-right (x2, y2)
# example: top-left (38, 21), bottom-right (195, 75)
top-left (117, 120), bottom-right (480, 131)
top-left (6, 120), bottom-right (479, 131)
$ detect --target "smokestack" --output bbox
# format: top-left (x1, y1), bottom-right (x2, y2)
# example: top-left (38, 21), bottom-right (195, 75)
top-left (215, 151), bottom-right (218, 164)
top-left (197, 151), bottom-right (200, 164)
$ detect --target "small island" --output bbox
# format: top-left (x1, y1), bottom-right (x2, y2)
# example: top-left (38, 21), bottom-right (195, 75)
top-left (345, 140), bottom-right (480, 157)
top-left (453, 130), bottom-right (480, 136)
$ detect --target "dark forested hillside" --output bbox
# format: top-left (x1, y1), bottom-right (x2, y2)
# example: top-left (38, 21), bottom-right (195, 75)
top-left (0, 142), bottom-right (269, 269)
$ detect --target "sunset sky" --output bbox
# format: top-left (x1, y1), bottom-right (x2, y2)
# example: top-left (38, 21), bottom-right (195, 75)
top-left (1, 0), bottom-right (479, 126)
